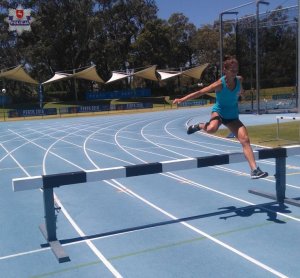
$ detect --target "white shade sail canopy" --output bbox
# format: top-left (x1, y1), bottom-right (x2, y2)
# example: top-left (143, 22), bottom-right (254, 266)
top-left (40, 63), bottom-right (210, 86)
top-left (106, 65), bottom-right (159, 84)
top-left (157, 70), bottom-right (181, 81)
top-left (0, 65), bottom-right (38, 84)
top-left (157, 63), bottom-right (209, 81)
top-left (72, 65), bottom-right (104, 83)
top-left (133, 65), bottom-right (158, 81)
top-left (42, 66), bottom-right (104, 85)
top-left (105, 71), bottom-right (130, 84)
top-left (42, 73), bottom-right (71, 85)
top-left (182, 63), bottom-right (209, 79)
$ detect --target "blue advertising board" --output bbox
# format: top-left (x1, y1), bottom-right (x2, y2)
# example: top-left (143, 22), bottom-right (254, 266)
top-left (8, 108), bottom-right (57, 117)
top-left (178, 100), bottom-right (207, 107)
top-left (86, 88), bottom-right (151, 100)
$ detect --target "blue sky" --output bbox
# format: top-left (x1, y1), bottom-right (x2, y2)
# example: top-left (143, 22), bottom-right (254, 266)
top-left (155, 0), bottom-right (298, 27)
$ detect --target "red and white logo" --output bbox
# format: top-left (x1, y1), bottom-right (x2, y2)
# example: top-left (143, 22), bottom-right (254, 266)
top-left (5, 4), bottom-right (35, 35)
top-left (16, 8), bottom-right (24, 19)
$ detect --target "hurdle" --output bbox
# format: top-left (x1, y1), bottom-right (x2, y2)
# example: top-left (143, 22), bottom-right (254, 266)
top-left (276, 116), bottom-right (300, 141)
top-left (12, 145), bottom-right (300, 263)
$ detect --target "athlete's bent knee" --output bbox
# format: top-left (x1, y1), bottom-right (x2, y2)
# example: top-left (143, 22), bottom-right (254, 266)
top-left (206, 124), bottom-right (219, 133)
top-left (239, 135), bottom-right (250, 146)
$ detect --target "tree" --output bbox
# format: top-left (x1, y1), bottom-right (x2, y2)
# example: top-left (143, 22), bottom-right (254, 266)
top-left (236, 6), bottom-right (297, 89)
top-left (95, 0), bottom-right (158, 75)
top-left (130, 18), bottom-right (171, 67)
top-left (167, 13), bottom-right (197, 68)
top-left (192, 24), bottom-right (219, 64)
top-left (260, 7), bottom-right (297, 87)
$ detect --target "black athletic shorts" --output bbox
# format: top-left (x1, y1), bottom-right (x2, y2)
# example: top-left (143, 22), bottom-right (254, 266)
top-left (220, 117), bottom-right (239, 125)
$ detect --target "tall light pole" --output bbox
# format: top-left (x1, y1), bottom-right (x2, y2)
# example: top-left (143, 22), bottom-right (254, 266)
top-left (219, 2), bottom-right (256, 78)
top-left (2, 88), bottom-right (6, 121)
top-left (219, 11), bottom-right (238, 76)
top-left (256, 0), bottom-right (269, 114)
top-left (298, 0), bottom-right (300, 113)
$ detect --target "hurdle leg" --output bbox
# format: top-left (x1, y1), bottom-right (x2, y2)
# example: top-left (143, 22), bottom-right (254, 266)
top-left (248, 156), bottom-right (286, 203)
top-left (276, 117), bottom-right (279, 140)
top-left (249, 156), bottom-right (300, 207)
top-left (39, 187), bottom-right (70, 263)
top-left (275, 156), bottom-right (286, 203)
top-left (275, 156), bottom-right (300, 207)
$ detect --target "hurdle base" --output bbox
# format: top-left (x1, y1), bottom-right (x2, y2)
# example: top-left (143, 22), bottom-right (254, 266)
top-left (249, 189), bottom-right (300, 208)
top-left (39, 224), bottom-right (70, 263)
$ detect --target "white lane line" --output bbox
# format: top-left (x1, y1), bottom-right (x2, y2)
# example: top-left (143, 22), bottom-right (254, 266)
top-left (40, 123), bottom-right (123, 277)
top-left (163, 118), bottom-right (300, 190)
top-left (27, 126), bottom-right (132, 165)
top-left (11, 121), bottom-right (140, 196)
top-left (214, 165), bottom-right (300, 190)
top-left (9, 129), bottom-right (86, 171)
top-left (165, 171), bottom-right (300, 222)
top-left (0, 125), bottom-right (78, 163)
top-left (82, 118), bottom-right (148, 165)
top-left (41, 121), bottom-right (117, 172)
top-left (164, 118), bottom-right (279, 167)
top-left (3, 113), bottom-right (298, 278)
top-left (111, 117), bottom-right (292, 276)
top-left (0, 247), bottom-right (50, 260)
top-left (0, 222), bottom-right (141, 262)
top-left (116, 117), bottom-right (300, 222)
top-left (0, 165), bottom-right (40, 172)
top-left (53, 195), bottom-right (122, 278)
top-left (151, 142), bottom-right (218, 156)
top-left (112, 180), bottom-right (287, 278)
top-left (0, 143), bottom-right (31, 176)
top-left (0, 169), bottom-right (297, 268)
top-left (123, 145), bottom-right (178, 160)
top-left (8, 124), bottom-right (123, 277)
top-left (115, 117), bottom-right (300, 222)
top-left (82, 119), bottom-right (151, 196)
top-left (150, 117), bottom-right (299, 172)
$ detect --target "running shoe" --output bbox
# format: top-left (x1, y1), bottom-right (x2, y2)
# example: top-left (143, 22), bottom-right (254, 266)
top-left (251, 167), bottom-right (268, 179)
top-left (187, 124), bottom-right (201, 135)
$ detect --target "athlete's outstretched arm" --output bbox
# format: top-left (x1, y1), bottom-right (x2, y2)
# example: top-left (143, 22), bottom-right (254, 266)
top-left (173, 79), bottom-right (222, 105)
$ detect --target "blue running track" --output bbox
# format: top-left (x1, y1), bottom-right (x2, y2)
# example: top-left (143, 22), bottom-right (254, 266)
top-left (1, 107), bottom-right (300, 278)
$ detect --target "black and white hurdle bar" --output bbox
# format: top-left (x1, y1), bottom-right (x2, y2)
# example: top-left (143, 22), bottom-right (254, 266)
top-left (276, 116), bottom-right (300, 141)
top-left (12, 145), bottom-right (300, 263)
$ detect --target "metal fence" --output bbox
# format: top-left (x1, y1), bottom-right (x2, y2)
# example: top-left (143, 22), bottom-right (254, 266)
top-left (222, 5), bottom-right (298, 114)
top-left (237, 5), bottom-right (298, 113)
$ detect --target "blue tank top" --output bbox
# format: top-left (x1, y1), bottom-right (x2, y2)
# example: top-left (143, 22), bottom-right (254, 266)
top-left (212, 76), bottom-right (240, 119)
